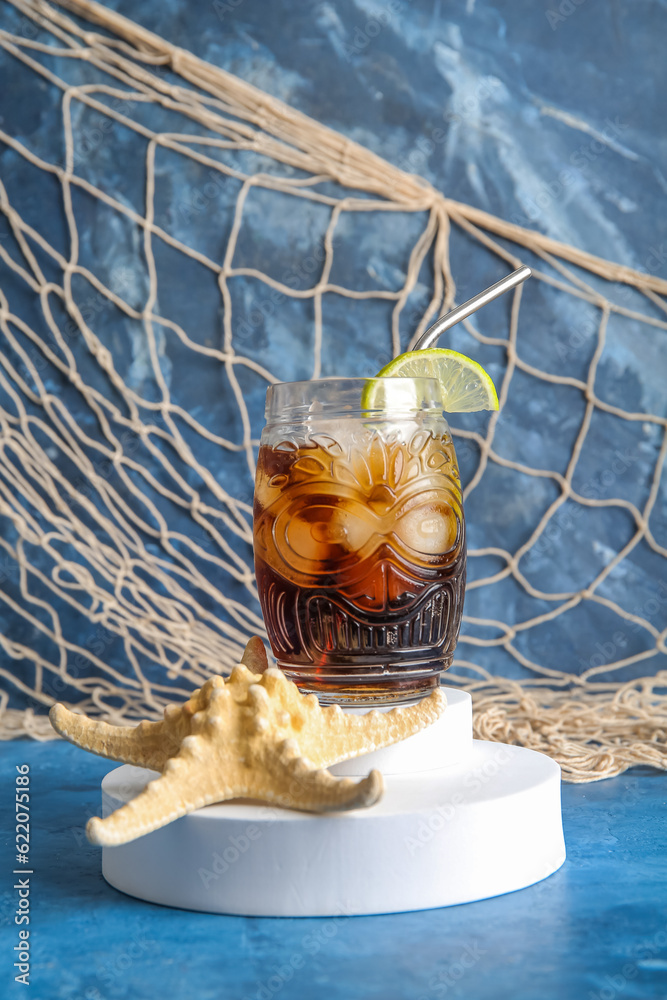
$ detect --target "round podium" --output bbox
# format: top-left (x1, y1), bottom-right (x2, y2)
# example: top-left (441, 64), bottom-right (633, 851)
top-left (99, 689), bottom-right (565, 916)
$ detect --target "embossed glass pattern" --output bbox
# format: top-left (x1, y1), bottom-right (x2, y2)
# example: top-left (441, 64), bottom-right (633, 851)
top-left (253, 378), bottom-right (466, 704)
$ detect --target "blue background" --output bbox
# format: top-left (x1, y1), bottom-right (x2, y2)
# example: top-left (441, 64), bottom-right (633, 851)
top-left (1, 0), bottom-right (666, 712)
top-left (1, 1), bottom-right (666, 997)
top-left (0, 0), bottom-right (666, 710)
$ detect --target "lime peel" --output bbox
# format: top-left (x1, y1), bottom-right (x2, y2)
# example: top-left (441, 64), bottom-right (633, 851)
top-left (365, 348), bottom-right (499, 413)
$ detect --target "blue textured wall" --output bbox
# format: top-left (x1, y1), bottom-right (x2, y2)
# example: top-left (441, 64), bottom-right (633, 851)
top-left (0, 0), bottom-right (665, 712)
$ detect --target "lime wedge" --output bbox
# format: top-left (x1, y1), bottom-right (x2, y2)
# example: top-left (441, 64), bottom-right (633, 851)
top-left (364, 349), bottom-right (499, 413)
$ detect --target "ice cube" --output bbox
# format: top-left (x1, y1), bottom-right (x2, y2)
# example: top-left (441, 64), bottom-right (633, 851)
top-left (285, 511), bottom-right (326, 563)
top-left (395, 504), bottom-right (457, 555)
top-left (327, 505), bottom-right (376, 555)
top-left (282, 503), bottom-right (376, 563)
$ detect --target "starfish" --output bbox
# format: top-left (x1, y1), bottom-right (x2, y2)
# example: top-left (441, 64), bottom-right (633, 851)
top-left (50, 638), bottom-right (446, 846)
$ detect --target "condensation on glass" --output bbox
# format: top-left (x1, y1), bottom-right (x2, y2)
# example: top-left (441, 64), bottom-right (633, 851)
top-left (253, 378), bottom-right (466, 705)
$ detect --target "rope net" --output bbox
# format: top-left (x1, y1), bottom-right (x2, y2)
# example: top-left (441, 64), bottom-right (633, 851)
top-left (1, 0), bottom-right (666, 781)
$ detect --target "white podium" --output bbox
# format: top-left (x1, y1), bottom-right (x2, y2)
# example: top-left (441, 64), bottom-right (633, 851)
top-left (99, 689), bottom-right (565, 916)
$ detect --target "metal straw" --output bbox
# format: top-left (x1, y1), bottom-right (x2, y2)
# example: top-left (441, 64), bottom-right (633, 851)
top-left (412, 265), bottom-right (532, 351)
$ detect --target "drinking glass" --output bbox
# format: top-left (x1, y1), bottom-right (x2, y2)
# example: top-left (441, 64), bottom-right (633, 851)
top-left (253, 377), bottom-right (466, 704)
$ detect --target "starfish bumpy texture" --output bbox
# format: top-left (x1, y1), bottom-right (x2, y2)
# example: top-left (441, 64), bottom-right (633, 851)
top-left (50, 639), bottom-right (446, 846)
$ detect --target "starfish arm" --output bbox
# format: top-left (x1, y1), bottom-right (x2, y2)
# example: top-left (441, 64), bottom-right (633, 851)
top-left (49, 704), bottom-right (183, 770)
top-left (86, 749), bottom-right (242, 846)
top-left (259, 743), bottom-right (384, 813)
top-left (240, 636), bottom-right (269, 674)
top-left (307, 687), bottom-right (447, 768)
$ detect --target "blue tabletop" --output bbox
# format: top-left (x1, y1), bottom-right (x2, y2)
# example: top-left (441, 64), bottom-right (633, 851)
top-left (2, 739), bottom-right (667, 1000)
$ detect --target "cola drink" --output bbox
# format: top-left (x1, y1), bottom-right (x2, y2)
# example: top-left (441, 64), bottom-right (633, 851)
top-left (253, 378), bottom-right (466, 704)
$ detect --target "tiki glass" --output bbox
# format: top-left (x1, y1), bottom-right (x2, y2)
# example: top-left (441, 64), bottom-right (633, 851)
top-left (253, 378), bottom-right (466, 705)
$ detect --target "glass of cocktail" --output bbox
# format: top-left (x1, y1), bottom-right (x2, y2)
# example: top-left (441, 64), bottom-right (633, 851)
top-left (253, 377), bottom-right (466, 705)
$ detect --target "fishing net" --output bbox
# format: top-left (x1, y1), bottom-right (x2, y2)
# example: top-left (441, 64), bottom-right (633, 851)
top-left (1, 0), bottom-right (666, 781)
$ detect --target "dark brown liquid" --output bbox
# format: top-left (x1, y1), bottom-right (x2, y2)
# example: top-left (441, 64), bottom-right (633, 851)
top-left (253, 430), bottom-right (466, 703)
